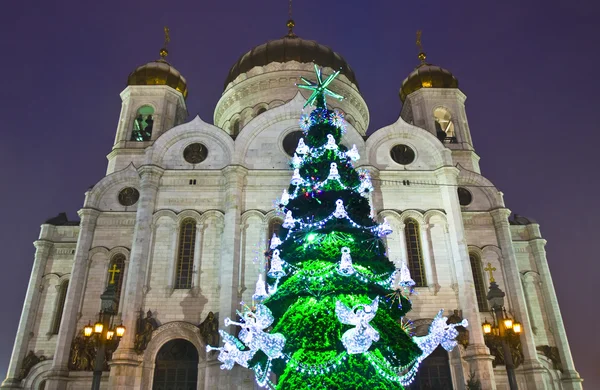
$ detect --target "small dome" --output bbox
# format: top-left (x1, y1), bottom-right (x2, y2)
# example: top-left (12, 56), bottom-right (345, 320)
top-left (127, 54), bottom-right (188, 99)
top-left (224, 21), bottom-right (358, 90)
top-left (400, 54), bottom-right (458, 102)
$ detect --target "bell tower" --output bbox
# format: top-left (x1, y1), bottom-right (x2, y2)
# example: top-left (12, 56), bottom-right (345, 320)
top-left (399, 31), bottom-right (480, 173)
top-left (108, 27), bottom-right (188, 174)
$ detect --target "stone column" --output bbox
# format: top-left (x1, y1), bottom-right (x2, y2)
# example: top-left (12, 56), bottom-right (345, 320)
top-left (489, 208), bottom-right (545, 389)
top-left (1, 238), bottom-right (53, 388)
top-left (396, 223), bottom-right (407, 266)
top-left (434, 166), bottom-right (496, 389)
top-left (217, 166), bottom-right (247, 388)
top-left (109, 165), bottom-right (163, 389)
top-left (419, 223), bottom-right (438, 292)
top-left (45, 209), bottom-right (100, 390)
top-left (192, 223), bottom-right (204, 293)
top-left (529, 235), bottom-right (583, 390)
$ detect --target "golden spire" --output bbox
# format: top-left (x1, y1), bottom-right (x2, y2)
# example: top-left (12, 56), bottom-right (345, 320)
top-left (416, 30), bottom-right (426, 63)
top-left (159, 26), bottom-right (170, 59)
top-left (286, 0), bottom-right (296, 37)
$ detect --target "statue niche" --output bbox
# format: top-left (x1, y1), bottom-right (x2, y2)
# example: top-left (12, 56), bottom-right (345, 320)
top-left (135, 310), bottom-right (159, 354)
top-left (18, 350), bottom-right (45, 380)
top-left (69, 336), bottom-right (95, 371)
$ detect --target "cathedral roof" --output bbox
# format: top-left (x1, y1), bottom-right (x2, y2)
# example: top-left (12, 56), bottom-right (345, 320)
top-left (224, 20), bottom-right (358, 90)
top-left (44, 212), bottom-right (80, 226)
top-left (399, 53), bottom-right (458, 102)
top-left (127, 51), bottom-right (188, 98)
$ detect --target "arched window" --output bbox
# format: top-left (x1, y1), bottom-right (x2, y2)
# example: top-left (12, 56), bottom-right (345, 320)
top-left (404, 219), bottom-right (427, 287)
top-left (408, 346), bottom-right (453, 389)
top-left (131, 105), bottom-right (154, 141)
top-left (51, 280), bottom-right (69, 334)
top-left (231, 119), bottom-right (240, 137)
top-left (175, 219), bottom-right (197, 289)
top-left (470, 253), bottom-right (489, 311)
top-left (152, 339), bottom-right (199, 389)
top-left (433, 107), bottom-right (455, 142)
top-left (108, 254), bottom-right (126, 312)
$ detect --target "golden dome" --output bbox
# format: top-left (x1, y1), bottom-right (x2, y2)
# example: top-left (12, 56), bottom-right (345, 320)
top-left (224, 20), bottom-right (358, 90)
top-left (127, 51), bottom-right (188, 98)
top-left (399, 53), bottom-right (458, 102)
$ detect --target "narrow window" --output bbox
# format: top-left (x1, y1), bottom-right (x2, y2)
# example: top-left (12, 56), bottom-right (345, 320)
top-left (470, 254), bottom-right (489, 311)
top-left (175, 219), bottom-right (197, 289)
top-left (108, 254), bottom-right (126, 312)
top-left (404, 219), bottom-right (427, 287)
top-left (51, 281), bottom-right (69, 334)
top-left (131, 105), bottom-right (155, 141)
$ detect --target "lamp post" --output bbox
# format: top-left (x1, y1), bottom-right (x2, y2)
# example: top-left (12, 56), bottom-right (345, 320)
top-left (482, 265), bottom-right (522, 390)
top-left (83, 276), bottom-right (125, 390)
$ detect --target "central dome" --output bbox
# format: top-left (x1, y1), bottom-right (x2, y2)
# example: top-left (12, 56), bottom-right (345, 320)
top-left (224, 23), bottom-right (358, 90)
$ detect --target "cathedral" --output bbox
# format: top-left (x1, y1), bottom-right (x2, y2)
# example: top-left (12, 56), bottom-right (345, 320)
top-left (1, 21), bottom-right (583, 390)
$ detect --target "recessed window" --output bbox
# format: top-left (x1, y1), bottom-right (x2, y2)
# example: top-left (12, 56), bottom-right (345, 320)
top-left (188, 179), bottom-right (197, 185)
top-left (118, 187), bottom-right (140, 206)
top-left (231, 119), bottom-right (240, 136)
top-left (390, 144), bottom-right (415, 165)
top-left (457, 187), bottom-right (472, 206)
top-left (131, 105), bottom-right (154, 141)
top-left (282, 131), bottom-right (305, 157)
top-left (183, 143), bottom-right (208, 164)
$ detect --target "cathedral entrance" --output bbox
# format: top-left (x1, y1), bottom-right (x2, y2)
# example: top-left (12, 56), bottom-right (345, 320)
top-left (408, 346), bottom-right (454, 389)
top-left (152, 339), bottom-right (199, 390)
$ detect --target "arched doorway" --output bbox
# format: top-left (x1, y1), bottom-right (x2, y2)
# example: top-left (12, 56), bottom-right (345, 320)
top-left (408, 346), bottom-right (454, 389)
top-left (152, 339), bottom-right (199, 390)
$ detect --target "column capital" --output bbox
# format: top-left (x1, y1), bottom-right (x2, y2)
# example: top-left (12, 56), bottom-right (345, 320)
top-left (433, 165), bottom-right (460, 180)
top-left (489, 207), bottom-right (512, 222)
top-left (77, 208), bottom-right (101, 221)
top-left (33, 240), bottom-right (54, 252)
top-left (138, 165), bottom-right (164, 185)
top-left (222, 165), bottom-right (248, 181)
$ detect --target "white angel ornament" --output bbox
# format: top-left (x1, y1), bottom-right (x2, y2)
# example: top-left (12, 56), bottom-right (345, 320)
top-left (268, 249), bottom-right (286, 278)
top-left (333, 199), bottom-right (348, 218)
top-left (324, 134), bottom-right (338, 150)
top-left (335, 297), bottom-right (380, 354)
top-left (328, 162), bottom-right (340, 180)
top-left (296, 138), bottom-right (309, 155)
top-left (206, 330), bottom-right (254, 370)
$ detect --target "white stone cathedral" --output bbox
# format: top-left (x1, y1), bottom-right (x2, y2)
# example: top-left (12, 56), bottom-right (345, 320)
top-left (2, 24), bottom-right (583, 390)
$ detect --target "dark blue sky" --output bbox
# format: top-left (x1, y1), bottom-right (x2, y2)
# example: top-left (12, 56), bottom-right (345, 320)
top-left (0, 0), bottom-right (597, 386)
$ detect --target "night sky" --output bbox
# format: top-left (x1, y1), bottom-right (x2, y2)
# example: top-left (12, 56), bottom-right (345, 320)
top-left (1, 0), bottom-right (597, 386)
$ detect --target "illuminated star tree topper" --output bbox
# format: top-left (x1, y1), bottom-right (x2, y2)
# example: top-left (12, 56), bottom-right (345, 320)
top-left (297, 64), bottom-right (345, 108)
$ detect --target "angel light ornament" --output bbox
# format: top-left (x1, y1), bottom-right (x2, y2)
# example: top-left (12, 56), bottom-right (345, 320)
top-left (324, 134), bottom-right (338, 150)
top-left (335, 297), bottom-right (380, 354)
top-left (328, 162), bottom-right (340, 180)
top-left (225, 304), bottom-right (286, 360)
top-left (270, 233), bottom-right (282, 249)
top-left (280, 189), bottom-right (290, 206)
top-left (399, 261), bottom-right (416, 288)
top-left (206, 330), bottom-right (254, 369)
top-left (268, 249), bottom-right (286, 278)
top-left (378, 217), bottom-right (393, 236)
top-left (291, 153), bottom-right (303, 169)
top-left (413, 309), bottom-right (468, 359)
top-left (333, 199), bottom-right (348, 218)
top-left (282, 211), bottom-right (296, 229)
top-left (291, 168), bottom-right (303, 185)
top-left (296, 138), bottom-right (309, 155)
top-left (346, 144), bottom-right (360, 161)
top-left (338, 247), bottom-right (355, 275)
top-left (252, 274), bottom-right (269, 302)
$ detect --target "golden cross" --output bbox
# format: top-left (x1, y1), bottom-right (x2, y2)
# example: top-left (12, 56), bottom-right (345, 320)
top-left (484, 262), bottom-right (496, 283)
top-left (160, 26), bottom-right (170, 58)
top-left (416, 30), bottom-right (426, 63)
top-left (108, 263), bottom-right (121, 284)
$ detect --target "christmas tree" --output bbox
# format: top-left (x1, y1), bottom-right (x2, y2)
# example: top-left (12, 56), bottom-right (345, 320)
top-left (207, 65), bottom-right (467, 389)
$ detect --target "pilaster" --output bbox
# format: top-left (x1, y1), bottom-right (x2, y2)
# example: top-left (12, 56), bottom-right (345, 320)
top-left (1, 240), bottom-right (53, 388)
top-left (489, 208), bottom-right (546, 389)
top-left (217, 165), bottom-right (247, 389)
top-left (109, 165), bottom-right (163, 389)
top-left (434, 166), bottom-right (496, 389)
top-left (45, 208), bottom-right (100, 390)
top-left (529, 237), bottom-right (583, 389)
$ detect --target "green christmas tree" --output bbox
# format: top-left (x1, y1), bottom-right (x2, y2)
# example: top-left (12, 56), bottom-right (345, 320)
top-left (207, 65), bottom-right (467, 390)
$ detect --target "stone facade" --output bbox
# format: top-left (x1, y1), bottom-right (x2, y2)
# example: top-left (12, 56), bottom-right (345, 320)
top-left (1, 53), bottom-right (582, 390)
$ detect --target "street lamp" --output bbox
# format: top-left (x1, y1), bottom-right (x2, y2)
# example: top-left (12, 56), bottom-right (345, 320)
top-left (83, 282), bottom-right (125, 390)
top-left (482, 276), bottom-right (523, 390)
